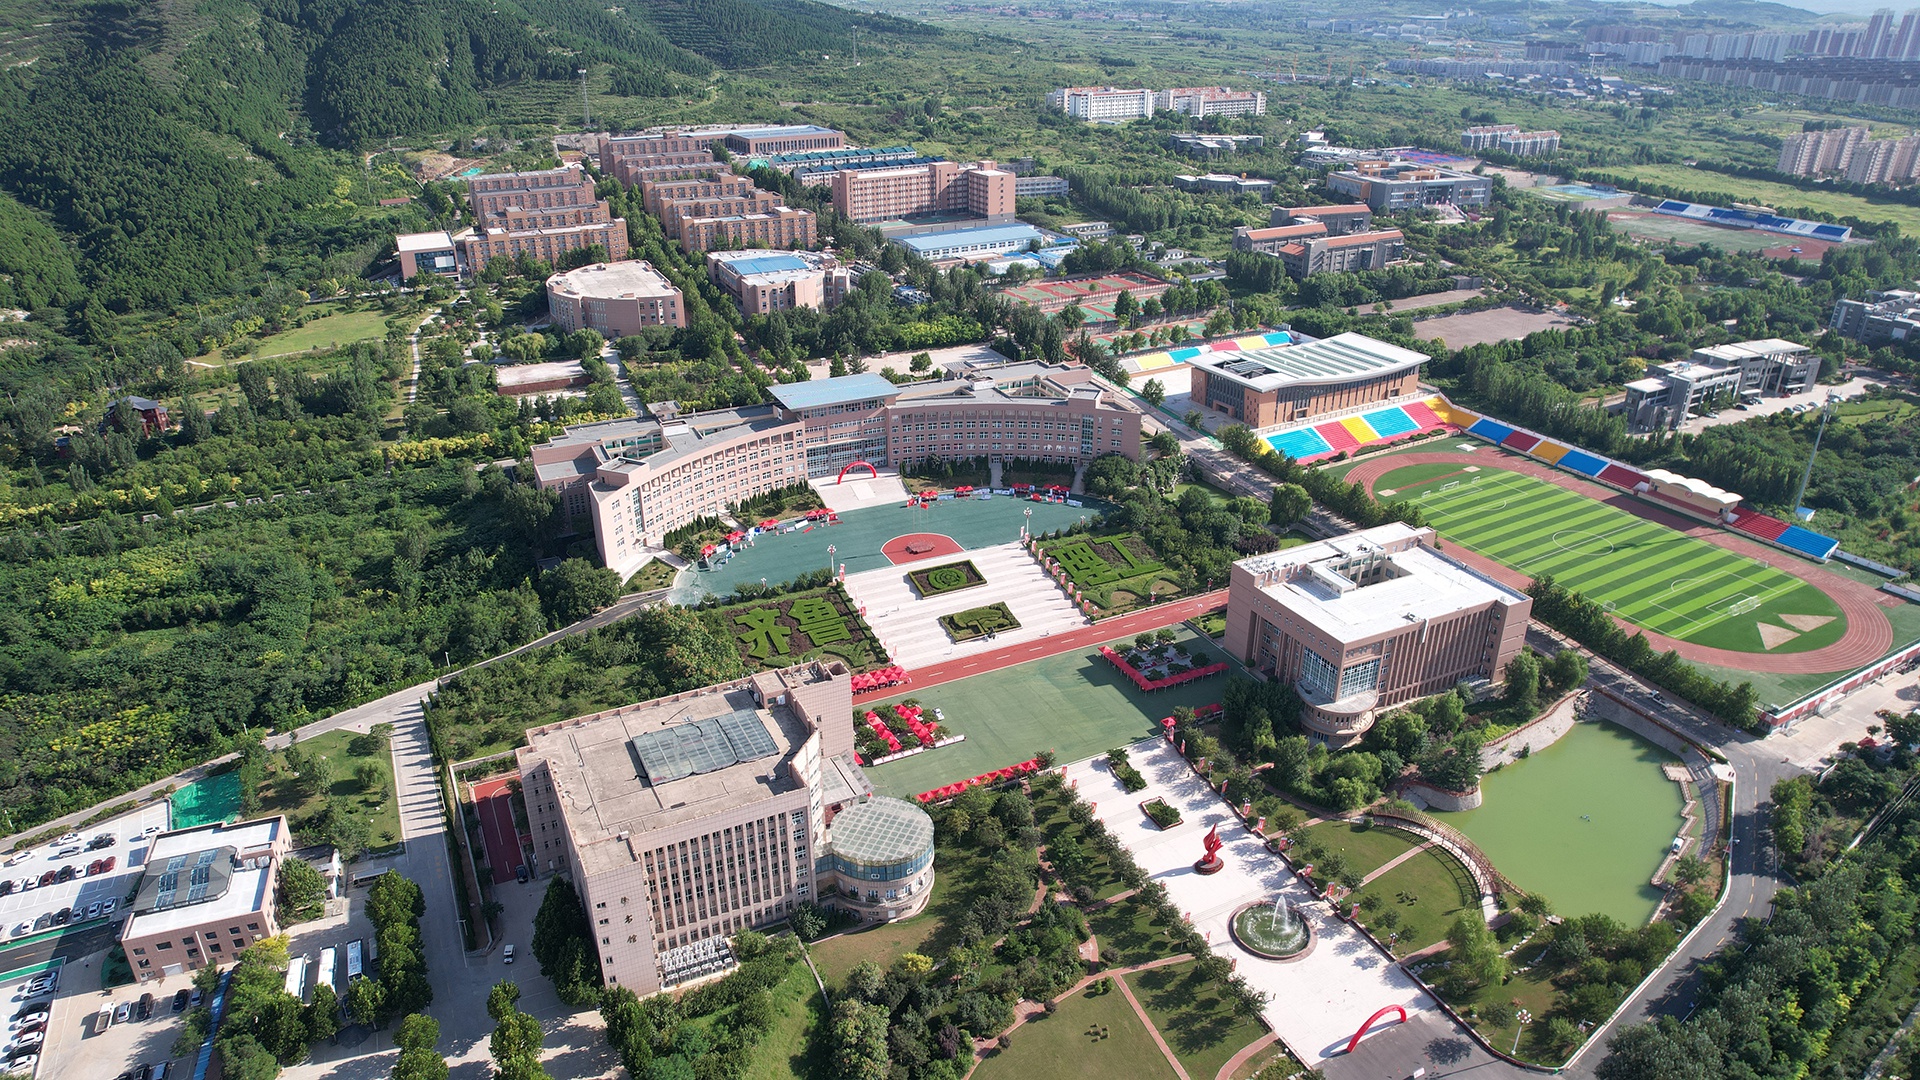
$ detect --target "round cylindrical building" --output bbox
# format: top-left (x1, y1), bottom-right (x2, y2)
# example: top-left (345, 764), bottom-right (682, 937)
top-left (823, 796), bottom-right (936, 922)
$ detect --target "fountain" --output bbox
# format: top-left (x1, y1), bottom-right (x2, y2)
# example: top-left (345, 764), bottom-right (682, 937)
top-left (1230, 894), bottom-right (1315, 961)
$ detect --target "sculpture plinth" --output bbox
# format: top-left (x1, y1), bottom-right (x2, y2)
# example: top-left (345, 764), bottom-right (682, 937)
top-left (1194, 823), bottom-right (1226, 875)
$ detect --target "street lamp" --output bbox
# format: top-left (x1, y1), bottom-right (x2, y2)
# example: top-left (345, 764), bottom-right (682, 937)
top-left (1022, 507), bottom-right (1032, 539)
top-left (1512, 1009), bottom-right (1532, 1056)
top-left (826, 544), bottom-right (836, 576)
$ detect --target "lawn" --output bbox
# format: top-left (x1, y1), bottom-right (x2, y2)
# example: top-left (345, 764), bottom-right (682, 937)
top-left (862, 627), bottom-right (1225, 799)
top-left (1301, 820), bottom-right (1424, 879)
top-left (1429, 946), bottom-right (1566, 1067)
top-left (1380, 462), bottom-right (1847, 654)
top-left (806, 844), bottom-right (994, 986)
top-left (741, 956), bottom-right (830, 1080)
top-left (1124, 960), bottom-right (1271, 1080)
top-left (1348, 847), bottom-right (1479, 956)
top-left (253, 306), bottom-right (396, 359)
top-left (973, 979), bottom-right (1180, 1080)
top-left (259, 728), bottom-right (402, 855)
top-left (1087, 900), bottom-right (1186, 968)
top-left (625, 559), bottom-right (678, 592)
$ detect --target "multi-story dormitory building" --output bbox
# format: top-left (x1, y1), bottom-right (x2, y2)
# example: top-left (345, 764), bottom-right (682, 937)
top-left (458, 166), bottom-right (629, 275)
top-left (517, 660), bottom-right (938, 996)
top-left (606, 146), bottom-right (819, 253)
top-left (530, 369), bottom-right (1141, 579)
top-left (829, 160), bottom-right (1016, 224)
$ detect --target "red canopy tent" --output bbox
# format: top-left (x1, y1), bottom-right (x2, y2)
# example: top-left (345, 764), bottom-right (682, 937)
top-left (757, 519), bottom-right (780, 530)
top-left (954, 485), bottom-right (974, 495)
top-left (700, 544), bottom-right (717, 557)
top-left (725, 530), bottom-right (746, 543)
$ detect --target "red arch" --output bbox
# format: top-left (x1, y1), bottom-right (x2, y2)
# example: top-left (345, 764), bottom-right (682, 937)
top-left (837, 461), bottom-right (879, 483)
top-left (1344, 1005), bottom-right (1408, 1054)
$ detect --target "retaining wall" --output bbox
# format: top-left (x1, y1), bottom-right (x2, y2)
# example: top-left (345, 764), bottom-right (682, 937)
top-left (1400, 779), bottom-right (1483, 811)
top-left (1480, 690), bottom-right (1582, 769)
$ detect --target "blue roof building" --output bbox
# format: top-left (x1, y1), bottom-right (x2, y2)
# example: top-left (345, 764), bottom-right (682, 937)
top-left (891, 223), bottom-right (1049, 261)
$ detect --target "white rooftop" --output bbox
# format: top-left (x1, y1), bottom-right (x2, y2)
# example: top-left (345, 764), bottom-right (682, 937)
top-left (1235, 522), bottom-right (1526, 644)
top-left (548, 260), bottom-right (680, 301)
top-left (396, 231), bottom-right (455, 253)
top-left (122, 864), bottom-right (274, 940)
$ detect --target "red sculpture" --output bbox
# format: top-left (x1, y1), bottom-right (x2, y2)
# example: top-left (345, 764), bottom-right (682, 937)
top-left (1343, 1004), bottom-right (1408, 1054)
top-left (1194, 823), bottom-right (1226, 875)
top-left (836, 461), bottom-right (879, 483)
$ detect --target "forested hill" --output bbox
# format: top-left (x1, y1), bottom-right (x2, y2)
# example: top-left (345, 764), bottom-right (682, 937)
top-left (0, 0), bottom-right (935, 325)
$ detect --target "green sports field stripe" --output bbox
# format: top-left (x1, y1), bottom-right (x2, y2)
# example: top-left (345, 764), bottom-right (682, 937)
top-left (1464, 503), bottom-right (1635, 568)
top-left (1653, 575), bottom-right (1817, 636)
top-left (1578, 543), bottom-right (1737, 602)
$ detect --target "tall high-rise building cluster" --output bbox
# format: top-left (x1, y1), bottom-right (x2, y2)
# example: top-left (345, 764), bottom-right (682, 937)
top-left (1777, 125), bottom-right (1920, 185)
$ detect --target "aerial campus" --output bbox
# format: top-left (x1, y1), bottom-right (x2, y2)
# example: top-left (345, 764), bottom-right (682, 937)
top-left (25, 2), bottom-right (1920, 1080)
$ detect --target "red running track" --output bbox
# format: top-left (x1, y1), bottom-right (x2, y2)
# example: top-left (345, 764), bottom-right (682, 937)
top-left (1346, 452), bottom-right (1893, 675)
top-left (471, 776), bottom-right (524, 886)
top-left (854, 590), bottom-right (1230, 701)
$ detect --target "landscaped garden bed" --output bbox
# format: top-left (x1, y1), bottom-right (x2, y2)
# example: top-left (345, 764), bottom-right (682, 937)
top-left (710, 585), bottom-right (884, 670)
top-left (1140, 797), bottom-right (1182, 829)
top-left (908, 559), bottom-right (986, 598)
top-left (940, 601), bottom-right (1020, 642)
top-left (1037, 532), bottom-right (1182, 612)
top-left (1107, 748), bottom-right (1147, 792)
top-left (857, 700), bottom-right (955, 762)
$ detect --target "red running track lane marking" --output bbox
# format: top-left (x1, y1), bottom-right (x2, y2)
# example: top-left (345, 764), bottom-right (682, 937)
top-left (881, 533), bottom-right (966, 566)
top-left (1346, 452), bottom-right (1893, 675)
top-left (470, 776), bottom-right (523, 886)
top-left (855, 590), bottom-right (1230, 700)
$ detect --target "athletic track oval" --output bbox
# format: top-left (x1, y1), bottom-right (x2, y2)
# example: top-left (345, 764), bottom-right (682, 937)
top-left (1343, 452), bottom-right (1893, 675)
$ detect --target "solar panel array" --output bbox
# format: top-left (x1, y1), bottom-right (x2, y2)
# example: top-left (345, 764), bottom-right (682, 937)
top-left (631, 708), bottom-right (781, 784)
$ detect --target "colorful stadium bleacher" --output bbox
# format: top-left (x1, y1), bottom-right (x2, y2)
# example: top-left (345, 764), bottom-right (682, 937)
top-left (1468, 418), bottom-right (1516, 443)
top-left (1363, 407), bottom-right (1418, 438)
top-left (1261, 397), bottom-right (1459, 460)
top-left (1123, 330), bottom-right (1295, 377)
top-left (1452, 402), bottom-right (1845, 562)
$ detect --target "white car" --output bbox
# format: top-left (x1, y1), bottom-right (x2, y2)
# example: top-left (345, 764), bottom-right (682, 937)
top-left (11, 1031), bottom-right (42, 1050)
top-left (7, 1055), bottom-right (34, 1074)
top-left (53, 834), bottom-right (76, 846)
top-left (502, 944), bottom-right (514, 964)
top-left (101, 899), bottom-right (115, 916)
top-left (3, 853), bottom-right (28, 868)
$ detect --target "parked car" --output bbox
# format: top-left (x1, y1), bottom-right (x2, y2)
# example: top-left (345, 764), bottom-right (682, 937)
top-left (187, 989), bottom-right (202, 1008)
top-left (33, 872), bottom-right (52, 888)
top-left (53, 833), bottom-right (77, 846)
top-left (54, 866), bottom-right (74, 883)
top-left (8, 1054), bottom-right (35, 1073)
top-left (87, 860), bottom-right (103, 877)
top-left (136, 992), bottom-right (154, 1020)
top-left (0, 881), bottom-right (14, 897)
top-left (13, 1029), bottom-right (43, 1049)
top-left (52, 908), bottom-right (69, 926)
top-left (86, 903), bottom-right (100, 920)
top-left (30, 914), bottom-right (50, 933)
top-left (100, 856), bottom-right (115, 873)
top-left (52, 847), bottom-right (78, 859)
top-left (170, 990), bottom-right (189, 1013)
top-left (113, 1001), bottom-right (131, 1024)
top-left (143, 1063), bottom-right (170, 1080)
top-left (503, 944), bottom-right (515, 964)
top-left (11, 1021), bottom-right (43, 1038)
top-left (103, 898), bottom-right (116, 916)
top-left (514, 865), bottom-right (529, 883)
top-left (3, 852), bottom-right (29, 867)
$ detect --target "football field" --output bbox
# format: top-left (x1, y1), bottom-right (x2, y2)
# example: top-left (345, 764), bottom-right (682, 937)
top-left (1379, 464), bottom-right (1847, 654)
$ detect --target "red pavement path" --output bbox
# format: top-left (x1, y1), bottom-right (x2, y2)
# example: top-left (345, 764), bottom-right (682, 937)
top-left (855, 590), bottom-right (1230, 701)
top-left (471, 776), bottom-right (523, 886)
top-left (1345, 452), bottom-right (1893, 674)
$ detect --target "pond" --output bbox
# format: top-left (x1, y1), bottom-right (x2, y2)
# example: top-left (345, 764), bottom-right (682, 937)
top-left (1446, 721), bottom-right (1685, 924)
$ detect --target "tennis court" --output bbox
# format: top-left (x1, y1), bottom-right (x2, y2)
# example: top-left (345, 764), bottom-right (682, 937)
top-left (862, 627), bottom-right (1226, 798)
top-left (170, 771), bottom-right (241, 829)
top-left (1380, 464), bottom-right (1847, 654)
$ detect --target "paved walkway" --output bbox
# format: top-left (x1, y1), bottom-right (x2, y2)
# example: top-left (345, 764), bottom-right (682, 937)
top-left (856, 590), bottom-right (1228, 701)
top-left (847, 541), bottom-right (1087, 669)
top-left (1342, 451), bottom-right (1894, 674)
top-left (1355, 842), bottom-right (1436, 889)
top-left (1215, 1032), bottom-right (1280, 1080)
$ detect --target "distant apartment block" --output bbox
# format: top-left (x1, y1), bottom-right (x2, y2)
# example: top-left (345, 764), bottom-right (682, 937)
top-left (768, 146), bottom-right (930, 183)
top-left (639, 173), bottom-right (765, 219)
top-left (1459, 124), bottom-right (1560, 157)
top-left (1047, 86), bottom-right (1155, 122)
top-left (1173, 173), bottom-right (1275, 196)
top-left (547, 261), bottom-right (687, 338)
top-left (1155, 86), bottom-right (1266, 117)
top-left (1233, 222), bottom-right (1331, 255)
top-left (1271, 204), bottom-right (1375, 235)
top-left (1833, 288), bottom-right (1920, 341)
top-left (1845, 134), bottom-right (1920, 185)
top-left (395, 231), bottom-right (458, 280)
top-left (1326, 161), bottom-right (1492, 211)
top-left (707, 250), bottom-right (853, 315)
top-left (1168, 133), bottom-right (1267, 159)
top-left (722, 126), bottom-right (848, 156)
top-left (830, 160), bottom-right (1015, 224)
top-left (1459, 124), bottom-right (1520, 151)
top-left (1277, 231), bottom-right (1405, 278)
top-left (599, 125), bottom-right (847, 168)
top-left (459, 166), bottom-right (629, 275)
top-left (1015, 175), bottom-right (1070, 197)
top-left (617, 153), bottom-right (820, 254)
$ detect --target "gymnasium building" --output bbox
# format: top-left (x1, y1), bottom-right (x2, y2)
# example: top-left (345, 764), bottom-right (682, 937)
top-left (1184, 332), bottom-right (1430, 430)
top-left (1223, 523), bottom-right (1531, 746)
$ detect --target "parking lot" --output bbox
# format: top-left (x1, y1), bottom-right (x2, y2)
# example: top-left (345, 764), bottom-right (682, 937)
top-left (35, 968), bottom-right (189, 1080)
top-left (0, 803), bottom-right (170, 972)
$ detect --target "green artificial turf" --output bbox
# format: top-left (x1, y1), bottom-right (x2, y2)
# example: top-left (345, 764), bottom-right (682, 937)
top-left (1381, 464), bottom-right (1846, 654)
